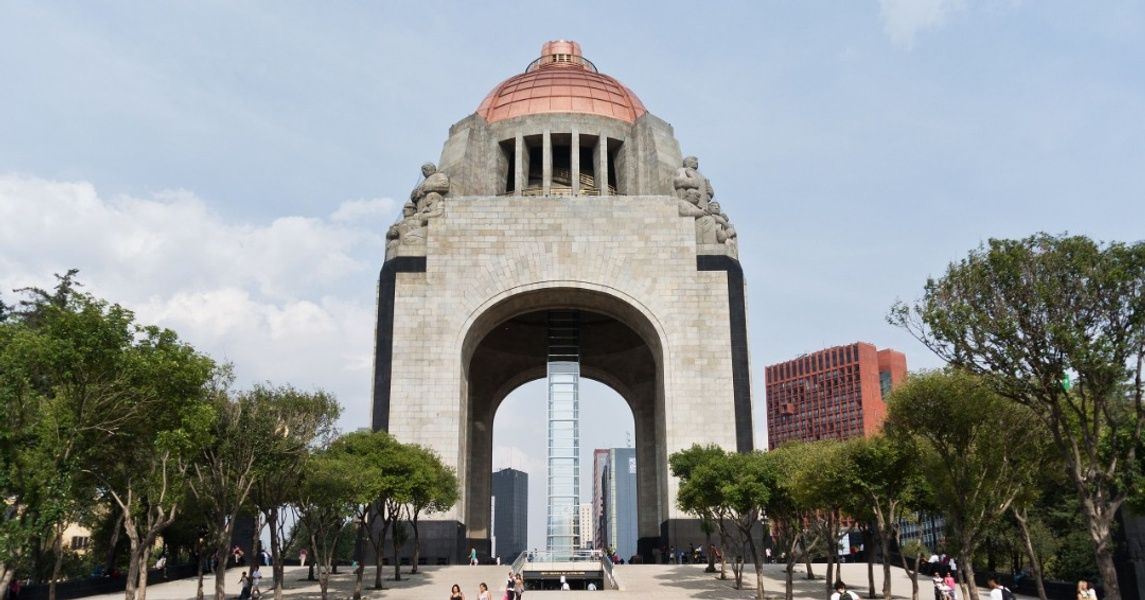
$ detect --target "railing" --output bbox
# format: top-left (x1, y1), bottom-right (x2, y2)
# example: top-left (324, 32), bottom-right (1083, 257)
top-left (600, 554), bottom-right (618, 590)
top-left (509, 551), bottom-right (529, 575)
top-left (523, 548), bottom-right (604, 563)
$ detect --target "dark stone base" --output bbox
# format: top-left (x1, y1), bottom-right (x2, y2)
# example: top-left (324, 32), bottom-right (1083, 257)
top-left (358, 520), bottom-right (468, 566)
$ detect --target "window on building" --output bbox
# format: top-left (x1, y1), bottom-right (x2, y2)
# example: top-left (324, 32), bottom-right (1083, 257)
top-left (71, 536), bottom-right (90, 550)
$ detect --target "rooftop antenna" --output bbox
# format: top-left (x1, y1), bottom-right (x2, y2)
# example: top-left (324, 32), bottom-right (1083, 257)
top-left (625, 431), bottom-right (632, 448)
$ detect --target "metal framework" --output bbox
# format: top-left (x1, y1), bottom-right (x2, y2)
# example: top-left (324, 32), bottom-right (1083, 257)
top-left (546, 310), bottom-right (581, 556)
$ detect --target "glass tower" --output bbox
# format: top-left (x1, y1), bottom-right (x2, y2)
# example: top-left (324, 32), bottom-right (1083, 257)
top-left (546, 311), bottom-right (580, 556)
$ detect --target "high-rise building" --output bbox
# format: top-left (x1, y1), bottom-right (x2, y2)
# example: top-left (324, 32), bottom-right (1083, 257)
top-left (765, 342), bottom-right (907, 449)
top-left (578, 503), bottom-right (594, 549)
top-left (592, 448), bottom-right (637, 560)
top-left (491, 468), bottom-right (528, 560)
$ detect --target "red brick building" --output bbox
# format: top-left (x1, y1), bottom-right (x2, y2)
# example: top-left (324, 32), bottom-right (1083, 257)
top-left (765, 342), bottom-right (907, 450)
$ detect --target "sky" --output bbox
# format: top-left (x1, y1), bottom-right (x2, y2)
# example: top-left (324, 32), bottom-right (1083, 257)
top-left (2, 1), bottom-right (1144, 551)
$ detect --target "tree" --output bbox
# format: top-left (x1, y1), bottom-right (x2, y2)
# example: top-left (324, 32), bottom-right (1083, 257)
top-left (403, 445), bottom-right (458, 575)
top-left (890, 233), bottom-right (1145, 600)
top-left (885, 369), bottom-right (1042, 600)
top-left (246, 386), bottom-right (340, 600)
top-left (296, 451), bottom-right (357, 600)
top-left (760, 443), bottom-right (815, 600)
top-left (843, 434), bottom-right (926, 600)
top-left (322, 430), bottom-right (394, 599)
top-left (0, 273), bottom-right (218, 600)
top-left (785, 440), bottom-right (852, 597)
top-left (670, 445), bottom-right (772, 600)
top-left (189, 381), bottom-right (339, 600)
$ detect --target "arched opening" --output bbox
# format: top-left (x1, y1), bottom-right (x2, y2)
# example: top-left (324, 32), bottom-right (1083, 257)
top-left (458, 287), bottom-right (667, 563)
top-left (491, 379), bottom-right (634, 559)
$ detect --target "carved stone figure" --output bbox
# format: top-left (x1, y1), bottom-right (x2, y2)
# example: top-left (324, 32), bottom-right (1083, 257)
top-left (672, 156), bottom-right (713, 206)
top-left (411, 162), bottom-right (450, 217)
top-left (710, 201), bottom-right (737, 246)
top-left (386, 201), bottom-right (426, 254)
top-left (674, 156), bottom-right (722, 245)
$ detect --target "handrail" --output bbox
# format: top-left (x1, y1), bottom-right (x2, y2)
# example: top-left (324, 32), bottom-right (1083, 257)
top-left (509, 551), bottom-right (528, 575)
top-left (600, 554), bottom-right (618, 590)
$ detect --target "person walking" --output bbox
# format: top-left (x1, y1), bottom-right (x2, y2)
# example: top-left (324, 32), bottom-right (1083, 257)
top-left (478, 582), bottom-right (491, 600)
top-left (450, 583), bottom-right (465, 600)
top-left (988, 577), bottom-right (1016, 600)
top-left (469, 547), bottom-right (478, 566)
top-left (504, 571), bottom-right (515, 600)
top-left (237, 571), bottom-right (251, 600)
top-left (943, 572), bottom-right (958, 600)
top-left (514, 574), bottom-right (525, 599)
top-left (250, 566), bottom-right (263, 599)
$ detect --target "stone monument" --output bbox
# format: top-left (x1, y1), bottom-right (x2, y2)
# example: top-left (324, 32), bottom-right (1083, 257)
top-left (373, 40), bottom-right (753, 564)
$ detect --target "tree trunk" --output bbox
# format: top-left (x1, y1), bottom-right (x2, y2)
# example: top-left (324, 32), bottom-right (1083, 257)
top-left (123, 531), bottom-right (141, 600)
top-left (195, 548), bottom-right (205, 600)
top-left (105, 512), bottom-right (124, 576)
top-left (135, 545), bottom-right (153, 600)
top-left (865, 528), bottom-right (876, 599)
top-left (266, 508), bottom-right (284, 600)
top-left (958, 549), bottom-right (980, 600)
top-left (784, 533), bottom-right (801, 600)
top-left (705, 526), bottom-right (716, 573)
top-left (1012, 507), bottom-right (1048, 600)
top-left (879, 530), bottom-right (893, 600)
top-left (743, 526), bottom-right (765, 600)
top-left (411, 513), bottom-right (420, 574)
top-left (212, 546), bottom-right (227, 600)
top-left (352, 521), bottom-right (366, 600)
top-left (371, 510), bottom-right (388, 589)
top-left (1, 566), bottom-right (14, 600)
top-left (803, 538), bottom-right (815, 580)
top-left (311, 534), bottom-right (328, 600)
top-left (390, 529), bottom-right (401, 582)
top-left (49, 522), bottom-right (64, 600)
top-left (1094, 544), bottom-right (1122, 600)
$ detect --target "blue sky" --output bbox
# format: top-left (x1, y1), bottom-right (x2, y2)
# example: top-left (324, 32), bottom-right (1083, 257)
top-left (3, 1), bottom-right (1143, 550)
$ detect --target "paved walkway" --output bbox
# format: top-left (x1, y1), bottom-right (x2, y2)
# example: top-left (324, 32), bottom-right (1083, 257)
top-left (87, 562), bottom-right (999, 600)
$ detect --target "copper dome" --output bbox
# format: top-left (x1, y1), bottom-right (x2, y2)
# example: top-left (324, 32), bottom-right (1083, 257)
top-left (477, 41), bottom-right (647, 124)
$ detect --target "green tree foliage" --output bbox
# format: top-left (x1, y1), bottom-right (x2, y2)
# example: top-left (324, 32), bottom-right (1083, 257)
top-left (886, 369), bottom-right (1043, 600)
top-left (0, 271), bottom-right (217, 600)
top-left (890, 233), bottom-right (1145, 600)
top-left (670, 445), bottom-right (772, 600)
top-left (245, 386), bottom-right (339, 600)
top-left (403, 444), bottom-right (457, 575)
top-left (322, 430), bottom-right (396, 599)
top-left (296, 450), bottom-right (358, 600)
top-left (189, 381), bottom-right (340, 600)
top-left (842, 434), bottom-right (926, 600)
top-left (757, 443), bottom-right (815, 600)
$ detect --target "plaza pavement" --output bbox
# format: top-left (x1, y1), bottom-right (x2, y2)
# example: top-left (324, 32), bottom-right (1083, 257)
top-left (87, 562), bottom-right (1004, 600)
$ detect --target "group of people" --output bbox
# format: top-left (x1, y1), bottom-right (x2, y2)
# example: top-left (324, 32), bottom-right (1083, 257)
top-left (236, 566), bottom-right (263, 600)
top-left (447, 572), bottom-right (525, 600)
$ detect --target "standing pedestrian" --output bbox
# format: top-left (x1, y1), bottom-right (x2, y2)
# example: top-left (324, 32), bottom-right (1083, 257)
top-left (450, 583), bottom-right (464, 600)
top-left (237, 571), bottom-right (251, 600)
top-left (478, 582), bottom-right (491, 600)
top-left (514, 574), bottom-right (525, 599)
top-left (250, 565), bottom-right (263, 599)
top-left (470, 547), bottom-right (478, 566)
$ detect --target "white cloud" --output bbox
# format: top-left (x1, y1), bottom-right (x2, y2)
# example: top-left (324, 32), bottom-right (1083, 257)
top-left (879, 0), bottom-right (965, 47)
top-left (0, 174), bottom-right (391, 430)
top-left (330, 197), bottom-right (399, 223)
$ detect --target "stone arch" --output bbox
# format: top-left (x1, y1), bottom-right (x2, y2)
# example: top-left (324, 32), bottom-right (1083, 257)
top-left (457, 284), bottom-right (669, 558)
